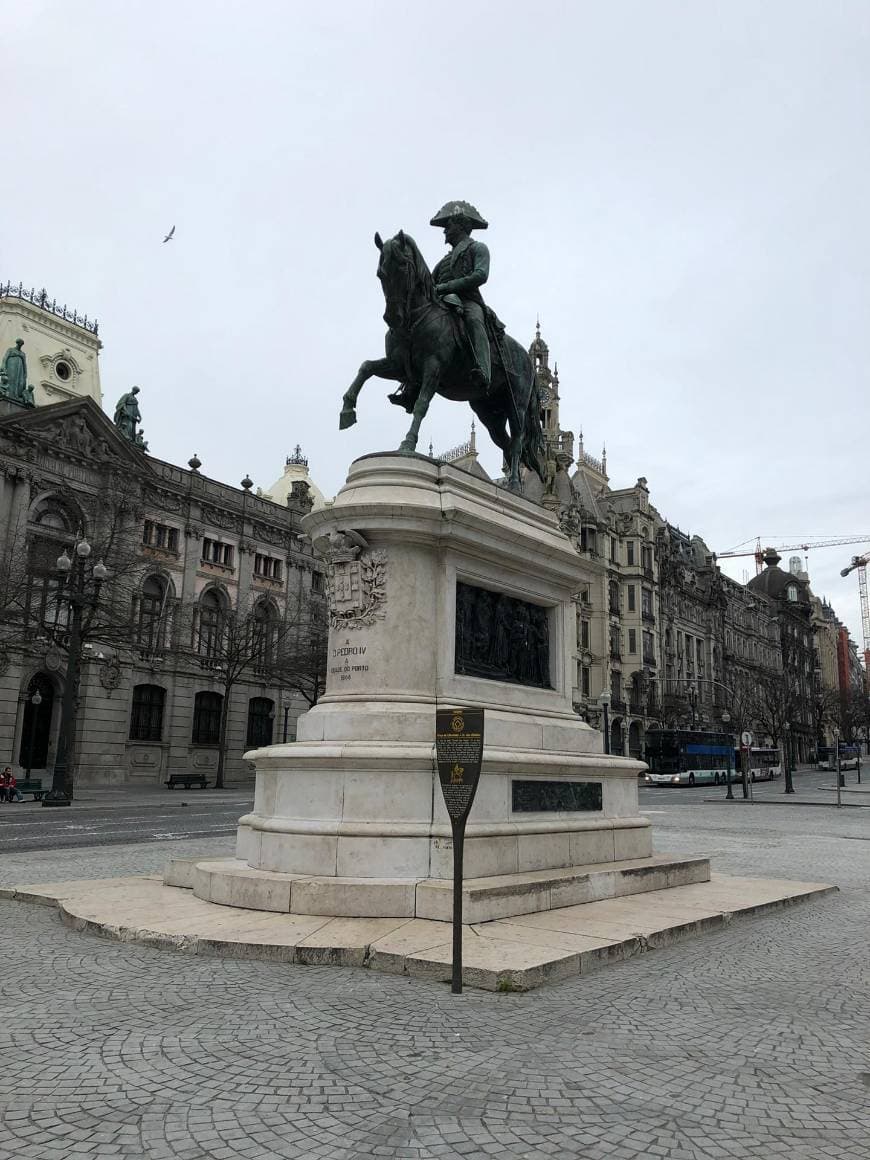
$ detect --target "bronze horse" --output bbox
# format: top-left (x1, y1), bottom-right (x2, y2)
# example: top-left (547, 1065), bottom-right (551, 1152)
top-left (339, 231), bottom-right (545, 491)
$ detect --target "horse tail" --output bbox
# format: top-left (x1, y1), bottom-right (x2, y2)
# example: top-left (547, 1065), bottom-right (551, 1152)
top-left (521, 369), bottom-right (546, 481)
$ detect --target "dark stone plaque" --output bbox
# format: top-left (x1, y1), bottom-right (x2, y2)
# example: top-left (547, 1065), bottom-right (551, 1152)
top-left (512, 780), bottom-right (602, 813)
top-left (436, 707), bottom-right (485, 823)
top-left (455, 582), bottom-right (551, 688)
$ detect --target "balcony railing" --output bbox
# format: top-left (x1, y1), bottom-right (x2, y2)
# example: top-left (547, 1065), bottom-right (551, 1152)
top-left (611, 697), bottom-right (627, 713)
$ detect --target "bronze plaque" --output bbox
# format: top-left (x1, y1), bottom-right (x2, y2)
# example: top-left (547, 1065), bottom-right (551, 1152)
top-left (435, 707), bottom-right (485, 823)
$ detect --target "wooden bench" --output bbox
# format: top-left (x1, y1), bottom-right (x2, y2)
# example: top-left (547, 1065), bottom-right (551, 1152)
top-left (12, 778), bottom-right (47, 801)
top-left (165, 774), bottom-right (210, 790)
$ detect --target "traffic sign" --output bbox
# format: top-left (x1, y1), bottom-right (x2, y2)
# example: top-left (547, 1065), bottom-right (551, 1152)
top-left (741, 731), bottom-right (753, 747)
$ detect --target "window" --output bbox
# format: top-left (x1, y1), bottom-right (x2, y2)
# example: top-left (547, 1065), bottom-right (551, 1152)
top-left (254, 553), bottom-right (283, 582)
top-left (251, 601), bottom-right (277, 670)
top-left (611, 671), bottom-right (622, 701)
top-left (143, 521), bottom-right (179, 553)
top-left (610, 537), bottom-right (618, 563)
top-left (608, 579), bottom-right (619, 612)
top-left (628, 628), bottom-right (637, 654)
top-left (246, 697), bottom-right (275, 748)
top-left (202, 538), bottom-right (234, 568)
top-left (129, 684), bottom-right (165, 742)
top-left (641, 588), bottom-right (653, 619)
top-left (580, 620), bottom-right (590, 650)
top-left (581, 666), bottom-right (590, 696)
top-left (311, 571), bottom-right (325, 594)
top-left (197, 590), bottom-right (225, 657)
top-left (55, 360), bottom-right (72, 381)
top-left (137, 576), bottom-right (167, 652)
top-left (192, 691), bottom-right (223, 744)
top-left (626, 541), bottom-right (635, 566)
top-left (787, 585), bottom-right (798, 602)
top-left (641, 545), bottom-right (653, 572)
top-left (643, 630), bottom-right (654, 662)
top-left (609, 624), bottom-right (621, 658)
top-left (627, 585), bottom-right (636, 612)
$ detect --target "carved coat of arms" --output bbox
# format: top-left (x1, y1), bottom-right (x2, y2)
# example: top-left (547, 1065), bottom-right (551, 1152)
top-left (319, 529), bottom-right (387, 630)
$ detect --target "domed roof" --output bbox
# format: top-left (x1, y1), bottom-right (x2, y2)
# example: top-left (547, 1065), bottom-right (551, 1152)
top-left (747, 549), bottom-right (807, 601)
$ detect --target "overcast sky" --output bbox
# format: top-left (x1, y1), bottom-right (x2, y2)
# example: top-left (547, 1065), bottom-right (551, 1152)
top-left (5, 1), bottom-right (869, 641)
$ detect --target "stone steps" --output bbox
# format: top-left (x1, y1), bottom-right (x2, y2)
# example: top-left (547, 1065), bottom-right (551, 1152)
top-left (0, 870), bottom-right (835, 992)
top-left (165, 853), bottom-right (711, 922)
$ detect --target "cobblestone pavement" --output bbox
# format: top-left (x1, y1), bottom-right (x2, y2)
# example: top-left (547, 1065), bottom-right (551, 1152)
top-left (1, 802), bottom-right (868, 1159)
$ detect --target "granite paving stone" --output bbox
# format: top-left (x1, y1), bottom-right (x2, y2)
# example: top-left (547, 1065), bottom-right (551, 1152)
top-left (0, 801), bottom-right (868, 1158)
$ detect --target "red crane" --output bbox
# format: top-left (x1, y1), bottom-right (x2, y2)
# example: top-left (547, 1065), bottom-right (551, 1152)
top-left (841, 553), bottom-right (870, 670)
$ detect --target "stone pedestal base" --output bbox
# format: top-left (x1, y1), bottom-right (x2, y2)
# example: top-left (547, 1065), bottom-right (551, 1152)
top-left (238, 454), bottom-right (650, 917)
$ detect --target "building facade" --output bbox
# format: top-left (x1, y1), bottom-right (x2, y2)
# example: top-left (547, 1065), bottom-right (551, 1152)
top-left (0, 289), bottom-right (325, 789)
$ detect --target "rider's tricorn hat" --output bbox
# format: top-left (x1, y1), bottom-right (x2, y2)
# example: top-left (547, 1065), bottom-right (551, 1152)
top-left (429, 200), bottom-right (488, 230)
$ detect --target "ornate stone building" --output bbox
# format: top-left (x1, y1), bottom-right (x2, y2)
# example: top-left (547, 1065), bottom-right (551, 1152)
top-left (1, 282), bottom-right (102, 407)
top-left (0, 289), bottom-right (324, 788)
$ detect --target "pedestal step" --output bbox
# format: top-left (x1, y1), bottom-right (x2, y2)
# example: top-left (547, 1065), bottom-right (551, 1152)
top-left (165, 853), bottom-right (711, 922)
top-left (2, 871), bottom-right (837, 992)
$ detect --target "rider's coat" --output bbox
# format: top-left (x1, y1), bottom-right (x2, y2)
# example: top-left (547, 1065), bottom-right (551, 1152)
top-left (432, 238), bottom-right (490, 306)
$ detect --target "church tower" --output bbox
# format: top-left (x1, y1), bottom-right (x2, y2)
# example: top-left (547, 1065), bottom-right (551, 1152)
top-left (0, 282), bottom-right (102, 407)
top-left (529, 321), bottom-right (574, 467)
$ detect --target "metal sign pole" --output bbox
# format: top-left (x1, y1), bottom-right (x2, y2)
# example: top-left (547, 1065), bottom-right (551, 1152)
top-left (436, 707), bottom-right (485, 996)
top-left (450, 821), bottom-right (465, 993)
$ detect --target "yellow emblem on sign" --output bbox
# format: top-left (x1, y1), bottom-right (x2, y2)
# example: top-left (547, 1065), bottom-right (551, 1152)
top-left (451, 713), bottom-right (464, 732)
top-left (450, 763), bottom-right (465, 784)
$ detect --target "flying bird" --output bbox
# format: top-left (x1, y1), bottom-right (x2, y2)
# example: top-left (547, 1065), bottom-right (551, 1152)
top-left (162, 225), bottom-right (175, 243)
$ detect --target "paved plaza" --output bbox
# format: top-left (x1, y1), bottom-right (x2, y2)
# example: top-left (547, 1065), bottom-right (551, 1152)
top-left (1, 794), bottom-right (868, 1160)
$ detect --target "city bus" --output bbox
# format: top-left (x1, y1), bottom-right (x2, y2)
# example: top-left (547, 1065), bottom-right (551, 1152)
top-left (735, 747), bottom-right (783, 781)
top-left (645, 730), bottom-right (735, 787)
top-left (818, 744), bottom-right (861, 771)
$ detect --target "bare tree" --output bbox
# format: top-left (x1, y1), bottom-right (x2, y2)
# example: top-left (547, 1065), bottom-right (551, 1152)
top-left (272, 593), bottom-right (329, 710)
top-left (184, 588), bottom-right (328, 788)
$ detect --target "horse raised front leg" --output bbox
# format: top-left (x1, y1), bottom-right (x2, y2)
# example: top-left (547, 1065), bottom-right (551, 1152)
top-left (340, 357), bottom-right (397, 430)
top-left (398, 363), bottom-right (439, 455)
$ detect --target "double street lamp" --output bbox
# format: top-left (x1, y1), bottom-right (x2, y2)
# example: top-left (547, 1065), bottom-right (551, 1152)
top-left (42, 535), bottom-right (107, 808)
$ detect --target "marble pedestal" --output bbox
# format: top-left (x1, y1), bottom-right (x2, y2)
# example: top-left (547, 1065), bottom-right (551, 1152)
top-left (232, 453), bottom-right (650, 919)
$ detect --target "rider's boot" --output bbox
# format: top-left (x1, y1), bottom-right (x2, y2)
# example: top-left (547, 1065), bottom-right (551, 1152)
top-left (466, 311), bottom-right (492, 395)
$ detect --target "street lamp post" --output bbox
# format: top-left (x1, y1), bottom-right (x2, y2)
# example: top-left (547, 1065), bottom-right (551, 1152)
top-left (687, 685), bottom-right (698, 729)
top-left (24, 688), bottom-right (43, 779)
top-left (598, 689), bottom-right (611, 755)
top-left (721, 709), bottom-right (734, 800)
top-left (42, 537), bottom-right (107, 808)
top-left (783, 721), bottom-right (795, 794)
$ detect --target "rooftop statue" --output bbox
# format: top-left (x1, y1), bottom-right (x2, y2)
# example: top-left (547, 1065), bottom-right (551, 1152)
top-left (340, 200), bottom-right (545, 491)
top-left (113, 385), bottom-right (142, 444)
top-left (0, 338), bottom-right (33, 406)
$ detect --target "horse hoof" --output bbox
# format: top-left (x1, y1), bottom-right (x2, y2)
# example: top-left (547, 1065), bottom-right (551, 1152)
top-left (339, 409), bottom-right (357, 430)
top-left (398, 438), bottom-right (417, 455)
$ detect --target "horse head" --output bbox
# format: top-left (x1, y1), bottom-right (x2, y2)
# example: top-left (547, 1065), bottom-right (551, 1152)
top-left (375, 230), bottom-right (432, 330)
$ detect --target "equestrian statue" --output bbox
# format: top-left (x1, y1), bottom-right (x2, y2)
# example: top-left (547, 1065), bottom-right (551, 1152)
top-left (339, 200), bottom-right (545, 492)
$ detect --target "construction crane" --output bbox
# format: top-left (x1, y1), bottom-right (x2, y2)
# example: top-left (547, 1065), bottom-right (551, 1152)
top-left (841, 553), bottom-right (870, 667)
top-left (716, 536), bottom-right (870, 575)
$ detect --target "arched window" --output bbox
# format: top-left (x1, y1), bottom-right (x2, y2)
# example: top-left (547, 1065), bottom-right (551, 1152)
top-left (198, 590), bottom-right (225, 657)
top-left (192, 691), bottom-right (223, 744)
top-left (246, 697), bottom-right (275, 748)
top-left (250, 601), bottom-right (278, 671)
top-left (129, 684), bottom-right (166, 742)
top-left (787, 585), bottom-right (798, 602)
top-left (137, 576), bottom-right (167, 652)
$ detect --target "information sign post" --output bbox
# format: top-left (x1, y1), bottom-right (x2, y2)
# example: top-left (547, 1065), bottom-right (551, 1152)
top-left (435, 707), bottom-right (485, 995)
